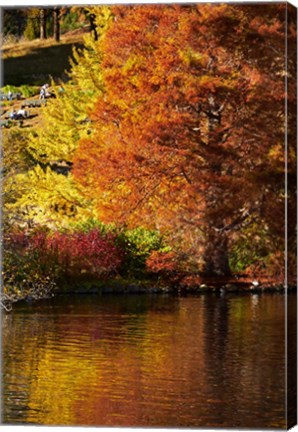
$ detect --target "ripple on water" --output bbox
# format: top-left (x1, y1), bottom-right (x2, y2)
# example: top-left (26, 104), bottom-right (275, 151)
top-left (2, 293), bottom-right (288, 428)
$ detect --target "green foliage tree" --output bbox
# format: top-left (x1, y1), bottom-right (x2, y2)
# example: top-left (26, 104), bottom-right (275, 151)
top-left (3, 8), bottom-right (26, 41)
top-left (23, 8), bottom-right (40, 40)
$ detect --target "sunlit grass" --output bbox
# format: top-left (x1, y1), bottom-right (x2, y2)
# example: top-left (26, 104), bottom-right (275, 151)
top-left (2, 31), bottom-right (86, 59)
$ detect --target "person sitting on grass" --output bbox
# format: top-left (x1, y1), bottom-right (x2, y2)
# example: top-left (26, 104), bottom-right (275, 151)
top-left (39, 87), bottom-right (45, 100)
top-left (17, 109), bottom-right (27, 119)
top-left (9, 109), bottom-right (17, 120)
top-left (44, 84), bottom-right (51, 98)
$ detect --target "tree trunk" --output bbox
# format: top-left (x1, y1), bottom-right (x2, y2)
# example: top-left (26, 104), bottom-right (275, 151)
top-left (202, 229), bottom-right (231, 277)
top-left (201, 95), bottom-right (231, 277)
top-left (17, 11), bottom-right (22, 38)
top-left (89, 14), bottom-right (98, 41)
top-left (53, 7), bottom-right (60, 42)
top-left (40, 9), bottom-right (47, 40)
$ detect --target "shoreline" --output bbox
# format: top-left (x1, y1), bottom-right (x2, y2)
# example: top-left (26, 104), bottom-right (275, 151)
top-left (67, 282), bottom-right (294, 296)
top-left (48, 276), bottom-right (296, 296)
top-left (59, 273), bottom-right (295, 295)
top-left (1, 278), bottom-right (296, 311)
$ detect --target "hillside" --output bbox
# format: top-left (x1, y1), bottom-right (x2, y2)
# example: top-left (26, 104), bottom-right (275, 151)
top-left (2, 28), bottom-right (88, 86)
top-left (1, 28), bottom-right (89, 129)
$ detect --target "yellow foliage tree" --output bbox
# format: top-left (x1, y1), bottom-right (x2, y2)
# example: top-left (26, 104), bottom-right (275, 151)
top-left (28, 8), bottom-right (113, 164)
top-left (7, 6), bottom-right (113, 229)
top-left (6, 165), bottom-right (95, 228)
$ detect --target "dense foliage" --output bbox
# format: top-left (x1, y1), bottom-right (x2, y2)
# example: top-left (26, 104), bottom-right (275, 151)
top-left (74, 4), bottom-right (296, 277)
top-left (2, 4), bottom-right (296, 303)
top-left (3, 225), bottom-right (170, 302)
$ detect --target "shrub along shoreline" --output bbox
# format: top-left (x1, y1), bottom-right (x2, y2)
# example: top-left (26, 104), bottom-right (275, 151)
top-left (2, 224), bottom-right (292, 311)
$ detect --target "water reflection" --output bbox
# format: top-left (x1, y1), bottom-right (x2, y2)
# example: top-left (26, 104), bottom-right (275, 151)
top-left (2, 293), bottom-right (287, 428)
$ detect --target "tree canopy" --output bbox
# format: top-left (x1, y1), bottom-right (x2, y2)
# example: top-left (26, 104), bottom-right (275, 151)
top-left (3, 4), bottom-right (296, 287)
top-left (73, 4), bottom-right (294, 276)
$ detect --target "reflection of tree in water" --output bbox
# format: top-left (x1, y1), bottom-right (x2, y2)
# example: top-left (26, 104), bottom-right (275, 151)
top-left (2, 310), bottom-right (59, 424)
top-left (202, 295), bottom-right (286, 428)
top-left (2, 295), bottom-right (287, 428)
top-left (287, 294), bottom-right (297, 425)
top-left (201, 295), bottom-right (231, 427)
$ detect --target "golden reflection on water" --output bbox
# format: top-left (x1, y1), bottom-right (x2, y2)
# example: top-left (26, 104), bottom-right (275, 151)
top-left (2, 294), bottom-right (288, 428)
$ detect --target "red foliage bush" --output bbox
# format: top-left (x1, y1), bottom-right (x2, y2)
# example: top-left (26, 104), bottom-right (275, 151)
top-left (245, 251), bottom-right (285, 280)
top-left (179, 274), bottom-right (202, 288)
top-left (5, 229), bottom-right (125, 281)
top-left (45, 230), bottom-right (124, 277)
top-left (146, 250), bottom-right (179, 275)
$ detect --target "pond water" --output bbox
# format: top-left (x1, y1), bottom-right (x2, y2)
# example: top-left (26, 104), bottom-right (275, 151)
top-left (2, 293), bottom-right (292, 428)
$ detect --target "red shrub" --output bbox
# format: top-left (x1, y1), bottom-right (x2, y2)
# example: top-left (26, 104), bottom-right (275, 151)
top-left (44, 229), bottom-right (124, 278)
top-left (5, 228), bottom-right (125, 281)
top-left (29, 231), bottom-right (48, 251)
top-left (245, 251), bottom-right (285, 280)
top-left (179, 274), bottom-right (202, 287)
top-left (146, 250), bottom-right (179, 275)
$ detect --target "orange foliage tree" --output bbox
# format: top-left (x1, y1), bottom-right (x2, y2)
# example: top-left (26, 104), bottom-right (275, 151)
top-left (73, 4), bottom-right (293, 277)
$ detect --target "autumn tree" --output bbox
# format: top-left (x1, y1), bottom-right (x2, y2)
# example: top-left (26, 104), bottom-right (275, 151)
top-left (287, 3), bottom-right (297, 284)
top-left (73, 4), bottom-right (292, 277)
top-left (6, 7), bottom-right (113, 229)
top-left (28, 7), bottom-right (111, 165)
